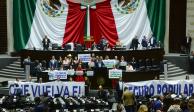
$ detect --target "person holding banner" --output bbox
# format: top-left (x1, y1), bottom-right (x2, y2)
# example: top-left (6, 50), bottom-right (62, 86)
top-left (73, 56), bottom-right (79, 68)
top-left (67, 65), bottom-right (75, 76)
top-left (57, 56), bottom-right (63, 69)
top-left (55, 76), bottom-right (61, 82)
top-left (95, 57), bottom-right (104, 68)
top-left (38, 77), bottom-right (43, 83)
top-left (119, 56), bottom-right (127, 70)
top-left (69, 77), bottom-right (74, 82)
top-left (62, 56), bottom-right (70, 70)
top-left (74, 64), bottom-right (85, 82)
top-left (88, 58), bottom-right (95, 69)
top-left (114, 56), bottom-right (119, 68)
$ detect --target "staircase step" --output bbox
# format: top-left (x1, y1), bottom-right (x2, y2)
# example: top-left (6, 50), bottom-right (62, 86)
top-left (5, 66), bottom-right (24, 70)
top-left (167, 62), bottom-right (173, 65)
top-left (168, 67), bottom-right (180, 71)
top-left (0, 70), bottom-right (24, 76)
top-left (0, 77), bottom-right (16, 82)
top-left (0, 73), bottom-right (25, 79)
top-left (13, 61), bottom-right (21, 64)
top-left (2, 69), bottom-right (24, 73)
top-left (167, 69), bottom-right (184, 74)
top-left (167, 64), bottom-right (176, 68)
top-left (9, 63), bottom-right (21, 67)
top-left (160, 71), bottom-right (187, 78)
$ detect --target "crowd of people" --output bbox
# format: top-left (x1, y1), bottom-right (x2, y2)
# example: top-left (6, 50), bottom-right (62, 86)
top-left (23, 53), bottom-right (162, 85)
top-left (91, 83), bottom-right (194, 112)
top-left (14, 35), bottom-right (167, 111)
top-left (3, 77), bottom-right (194, 112)
top-left (25, 53), bottom-right (161, 75)
top-left (11, 34), bottom-right (194, 111)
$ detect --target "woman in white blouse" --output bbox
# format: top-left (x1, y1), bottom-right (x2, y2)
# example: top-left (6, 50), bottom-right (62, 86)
top-left (126, 63), bottom-right (134, 72)
top-left (63, 56), bottom-right (70, 69)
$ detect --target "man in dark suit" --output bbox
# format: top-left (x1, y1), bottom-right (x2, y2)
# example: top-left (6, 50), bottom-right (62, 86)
top-left (141, 36), bottom-right (148, 49)
top-left (185, 33), bottom-right (192, 54)
top-left (97, 85), bottom-right (107, 101)
top-left (131, 36), bottom-right (139, 50)
top-left (95, 58), bottom-right (104, 68)
top-left (42, 35), bottom-right (50, 50)
top-left (23, 56), bottom-right (31, 65)
top-left (116, 77), bottom-right (123, 102)
top-left (149, 34), bottom-right (157, 48)
top-left (49, 56), bottom-right (58, 70)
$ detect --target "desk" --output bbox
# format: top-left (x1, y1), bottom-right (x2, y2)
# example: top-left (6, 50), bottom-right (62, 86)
top-left (84, 39), bottom-right (94, 48)
top-left (38, 68), bottom-right (160, 89)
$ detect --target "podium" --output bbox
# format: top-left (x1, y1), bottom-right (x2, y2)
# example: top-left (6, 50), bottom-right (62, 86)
top-left (84, 36), bottom-right (94, 48)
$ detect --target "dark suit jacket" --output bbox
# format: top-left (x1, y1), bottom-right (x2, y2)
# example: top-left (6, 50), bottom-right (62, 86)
top-left (141, 38), bottom-right (148, 48)
top-left (95, 61), bottom-right (104, 68)
top-left (98, 90), bottom-right (107, 100)
top-left (49, 59), bottom-right (58, 69)
top-left (131, 38), bottom-right (139, 50)
top-left (186, 36), bottom-right (192, 47)
top-left (42, 38), bottom-right (50, 48)
top-left (149, 37), bottom-right (157, 47)
top-left (115, 81), bottom-right (123, 92)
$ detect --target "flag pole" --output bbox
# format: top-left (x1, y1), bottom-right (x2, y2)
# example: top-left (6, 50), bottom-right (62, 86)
top-left (87, 5), bottom-right (90, 40)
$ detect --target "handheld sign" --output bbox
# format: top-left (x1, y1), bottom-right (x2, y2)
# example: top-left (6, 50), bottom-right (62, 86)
top-left (86, 71), bottom-right (94, 76)
top-left (78, 54), bottom-right (91, 63)
top-left (109, 69), bottom-right (122, 79)
top-left (102, 60), bottom-right (116, 68)
top-left (48, 70), bottom-right (67, 80)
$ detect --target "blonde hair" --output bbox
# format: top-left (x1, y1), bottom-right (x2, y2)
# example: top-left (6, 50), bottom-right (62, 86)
top-left (138, 104), bottom-right (148, 112)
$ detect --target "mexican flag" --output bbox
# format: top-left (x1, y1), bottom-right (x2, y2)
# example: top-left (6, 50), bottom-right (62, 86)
top-left (13, 0), bottom-right (165, 51)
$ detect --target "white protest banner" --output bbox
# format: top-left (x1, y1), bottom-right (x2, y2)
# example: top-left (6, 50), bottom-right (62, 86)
top-left (75, 71), bottom-right (84, 75)
top-left (109, 69), bottom-right (122, 79)
top-left (119, 61), bottom-right (127, 66)
top-left (78, 54), bottom-right (91, 62)
top-left (8, 81), bottom-right (85, 99)
top-left (67, 70), bottom-right (75, 76)
top-left (102, 60), bottom-right (116, 68)
top-left (124, 80), bottom-right (194, 97)
top-left (86, 71), bottom-right (94, 76)
top-left (48, 70), bottom-right (67, 80)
